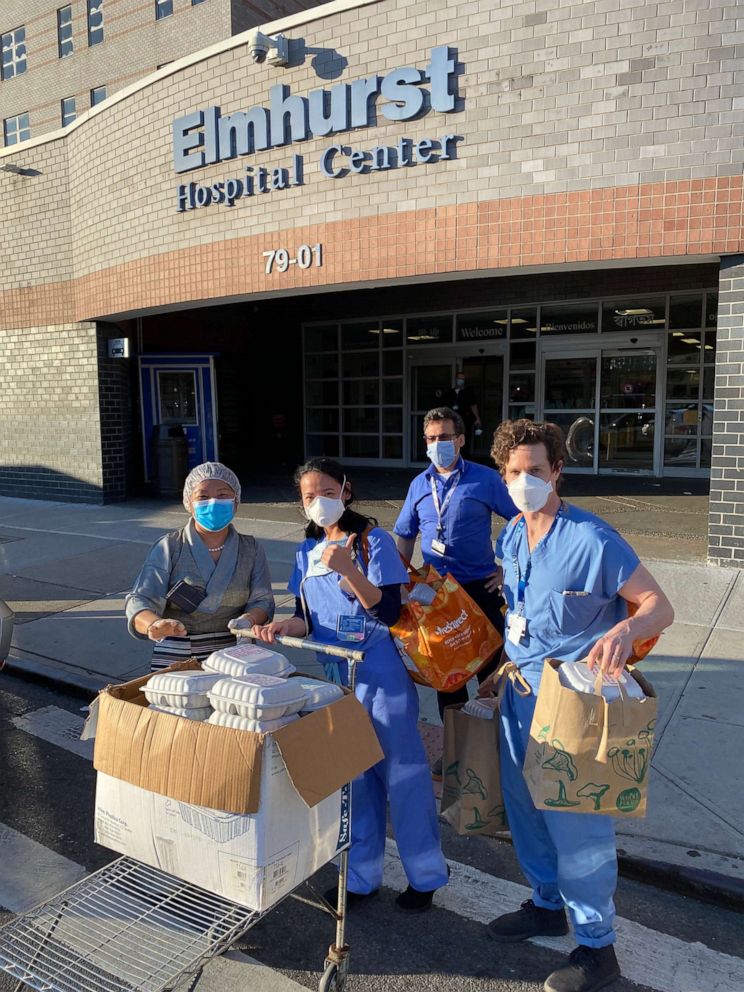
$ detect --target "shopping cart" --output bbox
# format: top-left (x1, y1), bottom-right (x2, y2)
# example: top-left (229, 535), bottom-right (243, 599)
top-left (0, 635), bottom-right (364, 992)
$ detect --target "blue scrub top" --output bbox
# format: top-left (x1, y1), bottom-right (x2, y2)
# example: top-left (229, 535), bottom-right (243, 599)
top-left (393, 458), bottom-right (517, 584)
top-left (499, 503), bottom-right (640, 688)
top-left (288, 527), bottom-right (409, 652)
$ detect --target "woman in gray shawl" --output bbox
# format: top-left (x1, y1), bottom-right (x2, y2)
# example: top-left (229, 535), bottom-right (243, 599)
top-left (126, 462), bottom-right (274, 670)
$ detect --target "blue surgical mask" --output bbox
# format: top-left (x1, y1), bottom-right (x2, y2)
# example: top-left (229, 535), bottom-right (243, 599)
top-left (427, 440), bottom-right (457, 470)
top-left (193, 498), bottom-right (235, 532)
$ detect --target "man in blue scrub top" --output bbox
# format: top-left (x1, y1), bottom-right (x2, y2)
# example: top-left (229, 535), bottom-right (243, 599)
top-left (483, 419), bottom-right (674, 992)
top-left (394, 406), bottom-right (517, 767)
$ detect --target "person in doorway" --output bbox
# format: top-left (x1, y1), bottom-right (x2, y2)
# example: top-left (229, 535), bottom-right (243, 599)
top-left (126, 461), bottom-right (274, 669)
top-left (443, 369), bottom-right (481, 454)
top-left (252, 457), bottom-right (449, 912)
top-left (483, 420), bottom-right (674, 992)
top-left (393, 406), bottom-right (517, 777)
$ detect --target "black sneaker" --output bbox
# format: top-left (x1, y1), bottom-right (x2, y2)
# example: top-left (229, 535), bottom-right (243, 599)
top-left (322, 886), bottom-right (378, 910)
top-left (544, 945), bottom-right (620, 992)
top-left (486, 899), bottom-right (569, 943)
top-left (395, 865), bottom-right (450, 913)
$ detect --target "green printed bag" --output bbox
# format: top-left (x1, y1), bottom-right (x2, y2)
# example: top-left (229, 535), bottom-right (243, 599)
top-left (440, 704), bottom-right (507, 838)
top-left (523, 659), bottom-right (657, 818)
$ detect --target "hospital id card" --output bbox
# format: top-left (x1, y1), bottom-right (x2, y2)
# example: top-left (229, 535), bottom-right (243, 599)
top-left (337, 615), bottom-right (366, 642)
top-left (507, 615), bottom-right (527, 645)
top-left (431, 539), bottom-right (447, 556)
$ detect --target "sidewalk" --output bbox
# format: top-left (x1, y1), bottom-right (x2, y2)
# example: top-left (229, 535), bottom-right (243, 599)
top-left (0, 493), bottom-right (742, 907)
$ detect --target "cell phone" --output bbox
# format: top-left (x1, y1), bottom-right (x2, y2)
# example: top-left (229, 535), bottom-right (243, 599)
top-left (166, 579), bottom-right (207, 613)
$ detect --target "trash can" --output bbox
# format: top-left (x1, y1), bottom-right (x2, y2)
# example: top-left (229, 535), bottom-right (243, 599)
top-left (151, 424), bottom-right (188, 497)
top-left (0, 598), bottom-right (14, 664)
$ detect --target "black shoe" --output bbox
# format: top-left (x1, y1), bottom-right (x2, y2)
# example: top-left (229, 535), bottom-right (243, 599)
top-left (395, 865), bottom-right (450, 913)
top-left (322, 886), bottom-right (378, 909)
top-left (544, 945), bottom-right (620, 992)
top-left (487, 899), bottom-right (569, 943)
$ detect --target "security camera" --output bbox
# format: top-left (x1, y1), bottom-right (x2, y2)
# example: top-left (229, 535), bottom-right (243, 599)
top-left (246, 30), bottom-right (289, 66)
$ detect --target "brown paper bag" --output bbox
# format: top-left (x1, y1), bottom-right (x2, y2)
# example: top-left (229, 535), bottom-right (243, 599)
top-left (440, 704), bottom-right (506, 837)
top-left (523, 659), bottom-right (657, 818)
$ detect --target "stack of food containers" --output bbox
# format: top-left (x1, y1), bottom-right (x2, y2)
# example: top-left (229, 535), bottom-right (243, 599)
top-left (142, 670), bottom-right (222, 721)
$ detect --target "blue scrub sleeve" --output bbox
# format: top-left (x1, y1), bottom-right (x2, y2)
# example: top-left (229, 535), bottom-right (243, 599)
top-left (600, 530), bottom-right (641, 598)
top-left (364, 583), bottom-right (402, 627)
top-left (364, 528), bottom-right (410, 587)
top-left (392, 486), bottom-right (419, 540)
top-left (287, 550), bottom-right (304, 597)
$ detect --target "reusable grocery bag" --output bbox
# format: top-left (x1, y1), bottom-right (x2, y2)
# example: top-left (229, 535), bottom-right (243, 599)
top-left (440, 704), bottom-right (506, 837)
top-left (389, 562), bottom-right (502, 693)
top-left (523, 659), bottom-right (657, 818)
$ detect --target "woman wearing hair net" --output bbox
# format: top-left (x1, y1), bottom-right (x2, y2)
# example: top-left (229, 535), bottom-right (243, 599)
top-left (126, 462), bottom-right (275, 670)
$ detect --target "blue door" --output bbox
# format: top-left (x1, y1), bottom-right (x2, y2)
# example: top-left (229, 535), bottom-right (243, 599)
top-left (139, 354), bottom-right (219, 481)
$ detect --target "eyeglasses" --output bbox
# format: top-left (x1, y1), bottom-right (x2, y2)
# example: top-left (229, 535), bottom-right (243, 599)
top-left (423, 433), bottom-right (459, 443)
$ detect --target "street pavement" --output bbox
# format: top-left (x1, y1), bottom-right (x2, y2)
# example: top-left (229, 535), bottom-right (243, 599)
top-left (2, 673), bottom-right (744, 992)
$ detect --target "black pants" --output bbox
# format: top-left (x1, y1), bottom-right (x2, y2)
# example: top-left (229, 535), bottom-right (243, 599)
top-left (436, 577), bottom-right (505, 721)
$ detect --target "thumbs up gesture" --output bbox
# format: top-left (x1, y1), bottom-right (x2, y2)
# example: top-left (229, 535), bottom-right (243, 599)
top-left (321, 533), bottom-right (356, 577)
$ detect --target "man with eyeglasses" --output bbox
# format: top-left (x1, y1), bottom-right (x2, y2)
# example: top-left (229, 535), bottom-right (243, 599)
top-left (394, 406), bottom-right (517, 776)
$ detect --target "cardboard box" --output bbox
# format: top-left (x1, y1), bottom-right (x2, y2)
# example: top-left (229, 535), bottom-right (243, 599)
top-left (91, 661), bottom-right (383, 910)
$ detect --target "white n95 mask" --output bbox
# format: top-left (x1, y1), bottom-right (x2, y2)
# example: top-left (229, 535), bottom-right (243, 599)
top-left (507, 472), bottom-right (553, 513)
top-left (304, 477), bottom-right (346, 528)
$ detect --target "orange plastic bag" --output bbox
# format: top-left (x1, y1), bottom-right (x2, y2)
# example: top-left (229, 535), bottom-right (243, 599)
top-left (390, 563), bottom-right (503, 692)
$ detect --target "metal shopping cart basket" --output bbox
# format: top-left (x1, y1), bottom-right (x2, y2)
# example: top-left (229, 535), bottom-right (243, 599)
top-left (0, 636), bottom-right (364, 992)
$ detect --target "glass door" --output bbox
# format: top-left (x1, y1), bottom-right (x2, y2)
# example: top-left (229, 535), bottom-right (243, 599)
top-left (409, 359), bottom-right (457, 462)
top-left (598, 350), bottom-right (657, 473)
top-left (542, 352), bottom-right (599, 471)
top-left (462, 354), bottom-right (505, 460)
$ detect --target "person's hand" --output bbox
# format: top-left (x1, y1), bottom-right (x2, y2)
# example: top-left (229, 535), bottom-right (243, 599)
top-left (147, 618), bottom-right (187, 641)
top-left (227, 614), bottom-right (256, 633)
top-left (321, 534), bottom-right (356, 577)
top-left (251, 620), bottom-right (295, 644)
top-left (484, 566), bottom-right (503, 594)
top-left (586, 627), bottom-right (633, 678)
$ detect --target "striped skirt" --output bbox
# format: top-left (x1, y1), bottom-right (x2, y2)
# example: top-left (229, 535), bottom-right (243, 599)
top-left (150, 630), bottom-right (237, 671)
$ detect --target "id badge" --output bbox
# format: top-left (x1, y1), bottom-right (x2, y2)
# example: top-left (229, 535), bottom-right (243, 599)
top-left (431, 539), bottom-right (447, 556)
top-left (508, 614), bottom-right (527, 645)
top-left (337, 615), bottom-right (366, 642)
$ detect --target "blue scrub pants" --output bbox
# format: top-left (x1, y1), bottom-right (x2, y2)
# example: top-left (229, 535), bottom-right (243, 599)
top-left (347, 644), bottom-right (449, 896)
top-left (500, 680), bottom-right (617, 948)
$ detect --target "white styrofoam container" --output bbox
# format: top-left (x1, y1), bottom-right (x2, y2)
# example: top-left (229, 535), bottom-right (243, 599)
top-left (558, 662), bottom-right (646, 701)
top-left (291, 677), bottom-right (345, 713)
top-left (149, 705), bottom-right (213, 721)
top-left (142, 672), bottom-right (223, 709)
top-left (462, 697), bottom-right (499, 720)
top-left (94, 740), bottom-right (350, 912)
top-left (203, 643), bottom-right (296, 679)
top-left (208, 674), bottom-right (307, 720)
top-left (206, 711), bottom-right (300, 733)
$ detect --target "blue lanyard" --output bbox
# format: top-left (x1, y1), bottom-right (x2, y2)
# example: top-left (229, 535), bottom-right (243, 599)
top-left (512, 505), bottom-right (564, 610)
top-left (429, 471), bottom-right (460, 537)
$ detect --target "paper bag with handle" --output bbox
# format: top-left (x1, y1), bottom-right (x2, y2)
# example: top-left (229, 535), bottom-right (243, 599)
top-left (389, 561), bottom-right (503, 693)
top-left (523, 658), bottom-right (657, 818)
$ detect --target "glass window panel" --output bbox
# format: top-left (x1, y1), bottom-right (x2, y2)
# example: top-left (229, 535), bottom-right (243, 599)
top-left (343, 379), bottom-right (379, 405)
top-left (382, 379), bottom-right (403, 404)
top-left (406, 315), bottom-right (453, 345)
top-left (381, 319), bottom-right (403, 348)
top-left (510, 342), bottom-right (536, 371)
top-left (665, 434), bottom-right (699, 468)
top-left (307, 434), bottom-right (339, 457)
top-left (87, 0), bottom-right (104, 45)
top-left (61, 96), bottom-right (76, 127)
top-left (383, 408), bottom-right (403, 433)
top-left (540, 301), bottom-right (598, 335)
top-left (304, 324), bottom-right (337, 352)
top-left (510, 308), bottom-right (538, 339)
top-left (705, 293), bottom-right (718, 327)
top-left (552, 413), bottom-right (595, 468)
top-left (382, 435), bottom-right (403, 459)
top-left (665, 367), bottom-right (700, 401)
top-left (544, 357), bottom-right (597, 409)
top-left (508, 402), bottom-right (535, 420)
top-left (702, 366), bottom-right (714, 401)
top-left (701, 403), bottom-right (713, 436)
top-left (341, 320), bottom-right (381, 350)
top-left (306, 409), bottom-right (339, 432)
top-left (382, 350), bottom-right (402, 375)
top-left (305, 380), bottom-right (338, 405)
top-left (667, 331), bottom-right (702, 364)
top-left (4, 112), bottom-right (30, 145)
top-left (602, 298), bottom-right (665, 332)
top-left (343, 408), bottom-right (379, 433)
top-left (305, 353), bottom-right (338, 378)
top-left (598, 412), bottom-right (655, 471)
top-left (192, 0), bottom-right (208, 4)
top-left (700, 437), bottom-right (711, 468)
top-left (455, 310), bottom-right (507, 343)
top-left (509, 372), bottom-right (535, 404)
top-left (91, 85), bottom-right (106, 106)
top-left (600, 353), bottom-right (656, 409)
top-left (1, 26), bottom-right (27, 80)
top-left (343, 435), bottom-right (379, 458)
top-left (156, 0), bottom-right (173, 17)
top-left (703, 329), bottom-right (716, 360)
top-left (342, 352), bottom-right (378, 378)
top-left (664, 401), bottom-right (700, 438)
top-left (158, 372), bottom-right (196, 424)
top-left (669, 295), bottom-right (703, 330)
top-left (58, 7), bottom-right (73, 57)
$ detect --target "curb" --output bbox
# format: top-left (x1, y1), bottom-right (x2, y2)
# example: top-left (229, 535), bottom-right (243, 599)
top-left (6, 654), bottom-right (744, 913)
